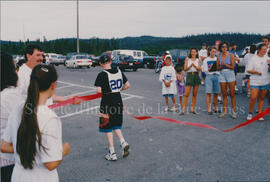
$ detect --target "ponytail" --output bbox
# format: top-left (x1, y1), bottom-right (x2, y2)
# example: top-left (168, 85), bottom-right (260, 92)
top-left (16, 78), bottom-right (43, 169)
top-left (16, 65), bottom-right (57, 169)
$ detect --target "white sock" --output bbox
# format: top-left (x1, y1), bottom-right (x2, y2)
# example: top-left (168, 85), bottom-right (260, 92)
top-left (120, 138), bottom-right (125, 144)
top-left (109, 147), bottom-right (115, 154)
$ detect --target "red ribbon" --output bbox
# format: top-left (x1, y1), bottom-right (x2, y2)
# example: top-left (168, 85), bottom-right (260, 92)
top-left (48, 93), bottom-right (102, 109)
top-left (49, 93), bottom-right (270, 132)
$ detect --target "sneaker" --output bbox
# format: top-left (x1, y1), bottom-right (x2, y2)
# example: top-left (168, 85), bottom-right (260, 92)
top-left (105, 152), bottom-right (117, 161)
top-left (219, 113), bottom-right (226, 118)
top-left (121, 141), bottom-right (130, 158)
top-left (164, 107), bottom-right (169, 112)
top-left (258, 117), bottom-right (264, 122)
top-left (232, 112), bottom-right (237, 119)
top-left (170, 106), bottom-right (177, 112)
top-left (247, 92), bottom-right (250, 98)
top-left (214, 109), bottom-right (221, 114)
top-left (247, 114), bottom-right (252, 120)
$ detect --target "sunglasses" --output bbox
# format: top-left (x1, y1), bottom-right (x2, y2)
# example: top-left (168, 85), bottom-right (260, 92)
top-left (221, 46), bottom-right (227, 48)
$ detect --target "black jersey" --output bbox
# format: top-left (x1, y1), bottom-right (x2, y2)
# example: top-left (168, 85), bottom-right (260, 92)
top-left (94, 68), bottom-right (127, 111)
top-left (94, 68), bottom-right (128, 132)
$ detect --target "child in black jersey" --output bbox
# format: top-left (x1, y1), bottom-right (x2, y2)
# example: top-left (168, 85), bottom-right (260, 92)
top-left (94, 55), bottom-right (131, 161)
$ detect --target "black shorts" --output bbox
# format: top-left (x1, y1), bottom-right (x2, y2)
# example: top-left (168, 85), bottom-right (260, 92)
top-left (99, 94), bottom-right (123, 133)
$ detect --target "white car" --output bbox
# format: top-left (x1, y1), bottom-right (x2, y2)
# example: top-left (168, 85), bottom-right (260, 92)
top-left (65, 55), bottom-right (92, 68)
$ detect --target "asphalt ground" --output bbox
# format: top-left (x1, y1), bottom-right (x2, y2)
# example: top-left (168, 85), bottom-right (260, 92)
top-left (53, 65), bottom-right (270, 182)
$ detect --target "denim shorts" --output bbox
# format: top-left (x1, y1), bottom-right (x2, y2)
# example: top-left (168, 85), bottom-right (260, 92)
top-left (163, 94), bottom-right (175, 98)
top-left (219, 69), bottom-right (236, 83)
top-left (205, 74), bottom-right (220, 93)
top-left (250, 84), bottom-right (270, 90)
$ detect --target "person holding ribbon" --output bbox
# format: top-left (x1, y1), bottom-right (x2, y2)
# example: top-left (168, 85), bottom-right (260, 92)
top-left (17, 44), bottom-right (76, 105)
top-left (181, 48), bottom-right (201, 115)
top-left (246, 44), bottom-right (270, 121)
top-left (94, 54), bottom-right (130, 161)
top-left (217, 42), bottom-right (237, 119)
top-left (1, 65), bottom-right (70, 182)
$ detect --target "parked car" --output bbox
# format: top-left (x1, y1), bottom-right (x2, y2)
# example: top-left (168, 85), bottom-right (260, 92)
top-left (143, 56), bottom-right (161, 69)
top-left (111, 54), bottom-right (140, 71)
top-left (57, 55), bottom-right (66, 65)
top-left (44, 53), bottom-right (59, 65)
top-left (65, 55), bottom-right (92, 68)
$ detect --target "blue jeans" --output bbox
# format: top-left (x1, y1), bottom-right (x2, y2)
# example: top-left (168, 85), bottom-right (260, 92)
top-left (205, 74), bottom-right (220, 93)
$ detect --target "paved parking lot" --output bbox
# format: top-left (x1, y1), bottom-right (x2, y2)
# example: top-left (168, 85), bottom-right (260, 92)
top-left (53, 66), bottom-right (270, 182)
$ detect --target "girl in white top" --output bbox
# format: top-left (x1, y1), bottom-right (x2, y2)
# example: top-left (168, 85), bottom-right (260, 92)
top-left (246, 44), bottom-right (270, 121)
top-left (181, 48), bottom-right (201, 115)
top-left (1, 65), bottom-right (70, 182)
top-left (0, 52), bottom-right (22, 182)
top-left (159, 55), bottom-right (177, 112)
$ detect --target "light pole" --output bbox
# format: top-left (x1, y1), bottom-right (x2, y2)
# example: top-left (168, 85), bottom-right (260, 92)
top-left (77, 0), bottom-right (80, 53)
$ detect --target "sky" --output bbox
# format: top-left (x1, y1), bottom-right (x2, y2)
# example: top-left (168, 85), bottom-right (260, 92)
top-left (1, 1), bottom-right (270, 41)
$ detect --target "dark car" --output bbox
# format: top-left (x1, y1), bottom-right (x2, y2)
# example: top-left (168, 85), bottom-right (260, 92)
top-left (112, 55), bottom-right (140, 71)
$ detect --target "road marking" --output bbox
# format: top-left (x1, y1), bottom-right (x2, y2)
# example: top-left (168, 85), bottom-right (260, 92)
top-left (56, 85), bottom-right (74, 90)
top-left (64, 90), bottom-right (97, 98)
top-left (59, 96), bottom-right (134, 119)
top-left (58, 80), bottom-right (144, 99)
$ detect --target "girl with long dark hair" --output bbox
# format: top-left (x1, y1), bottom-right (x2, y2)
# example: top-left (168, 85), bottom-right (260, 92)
top-left (0, 52), bottom-right (20, 182)
top-left (181, 48), bottom-right (201, 114)
top-left (1, 65), bottom-right (70, 182)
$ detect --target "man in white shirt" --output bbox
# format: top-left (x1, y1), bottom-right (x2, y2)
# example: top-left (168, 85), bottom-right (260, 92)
top-left (17, 44), bottom-right (71, 104)
top-left (262, 36), bottom-right (270, 57)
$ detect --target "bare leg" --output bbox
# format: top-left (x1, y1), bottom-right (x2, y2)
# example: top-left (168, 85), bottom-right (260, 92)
top-left (114, 129), bottom-right (125, 141)
top-left (220, 83), bottom-right (228, 113)
top-left (258, 90), bottom-right (267, 113)
top-left (182, 86), bottom-right (191, 113)
top-left (206, 93), bottom-right (211, 112)
top-left (106, 132), bottom-right (114, 148)
top-left (191, 85), bottom-right (199, 112)
top-left (179, 96), bottom-right (183, 107)
top-left (249, 88), bottom-right (259, 113)
top-left (213, 93), bottom-right (218, 111)
top-left (228, 82), bottom-right (236, 113)
top-left (171, 96), bottom-right (176, 107)
top-left (165, 97), bottom-right (169, 108)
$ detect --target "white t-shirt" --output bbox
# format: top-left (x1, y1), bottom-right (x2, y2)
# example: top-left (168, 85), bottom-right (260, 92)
top-left (159, 66), bottom-right (177, 95)
top-left (199, 49), bottom-right (208, 61)
top-left (247, 55), bottom-right (270, 86)
top-left (187, 58), bottom-right (200, 72)
top-left (0, 87), bottom-right (24, 167)
top-left (242, 53), bottom-right (255, 75)
top-left (17, 64), bottom-right (53, 105)
top-left (202, 57), bottom-right (219, 75)
top-left (2, 104), bottom-right (63, 182)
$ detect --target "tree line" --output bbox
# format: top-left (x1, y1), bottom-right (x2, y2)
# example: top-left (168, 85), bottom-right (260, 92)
top-left (1, 33), bottom-right (269, 56)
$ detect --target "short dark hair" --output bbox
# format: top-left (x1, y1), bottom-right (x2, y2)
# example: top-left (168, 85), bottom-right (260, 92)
top-left (24, 44), bottom-right (42, 62)
top-left (174, 64), bottom-right (183, 73)
top-left (202, 43), bottom-right (206, 46)
top-left (257, 43), bottom-right (267, 52)
top-left (99, 54), bottom-right (111, 64)
top-left (219, 41), bottom-right (229, 52)
top-left (249, 44), bottom-right (257, 54)
top-left (1, 52), bottom-right (18, 91)
top-left (188, 48), bottom-right (199, 58)
top-left (262, 36), bottom-right (270, 41)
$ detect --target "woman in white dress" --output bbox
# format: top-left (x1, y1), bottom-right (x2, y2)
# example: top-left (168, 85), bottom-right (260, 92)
top-left (1, 65), bottom-right (70, 182)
